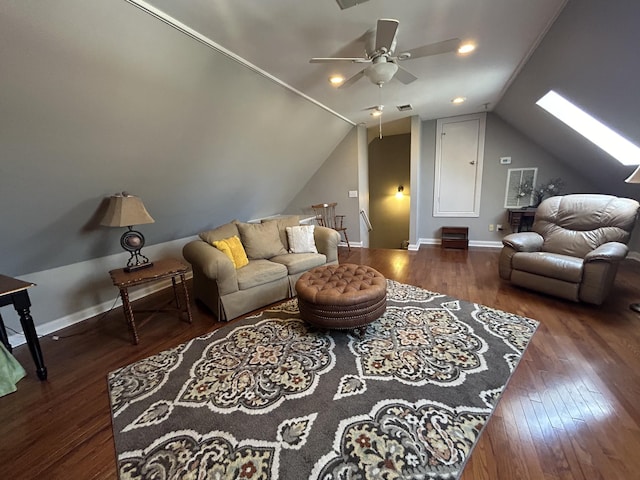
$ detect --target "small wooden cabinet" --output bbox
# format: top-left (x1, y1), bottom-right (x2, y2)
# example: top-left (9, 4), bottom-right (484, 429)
top-left (508, 208), bottom-right (537, 232)
top-left (441, 226), bottom-right (469, 249)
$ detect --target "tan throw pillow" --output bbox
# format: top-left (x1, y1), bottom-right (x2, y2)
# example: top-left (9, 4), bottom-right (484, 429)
top-left (286, 225), bottom-right (318, 253)
top-left (262, 216), bottom-right (300, 250)
top-left (199, 221), bottom-right (239, 245)
top-left (211, 235), bottom-right (249, 269)
top-left (236, 221), bottom-right (288, 259)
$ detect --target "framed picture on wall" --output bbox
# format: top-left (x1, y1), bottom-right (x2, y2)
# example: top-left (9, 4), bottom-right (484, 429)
top-left (504, 168), bottom-right (538, 208)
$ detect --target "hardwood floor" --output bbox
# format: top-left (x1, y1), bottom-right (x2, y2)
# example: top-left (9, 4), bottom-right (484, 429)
top-left (1, 246), bottom-right (639, 479)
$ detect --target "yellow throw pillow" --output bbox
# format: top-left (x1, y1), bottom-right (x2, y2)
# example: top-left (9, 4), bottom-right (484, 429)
top-left (212, 235), bottom-right (249, 269)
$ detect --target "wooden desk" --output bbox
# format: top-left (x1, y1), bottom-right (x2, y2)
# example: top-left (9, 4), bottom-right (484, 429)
top-left (0, 275), bottom-right (47, 380)
top-left (109, 259), bottom-right (193, 345)
top-left (508, 208), bottom-right (537, 233)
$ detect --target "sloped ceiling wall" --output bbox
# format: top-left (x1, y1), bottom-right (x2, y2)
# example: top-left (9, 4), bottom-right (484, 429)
top-left (495, 0), bottom-right (640, 198)
top-left (0, 0), bottom-right (352, 276)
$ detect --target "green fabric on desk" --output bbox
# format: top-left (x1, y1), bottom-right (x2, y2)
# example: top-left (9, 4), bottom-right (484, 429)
top-left (0, 343), bottom-right (26, 397)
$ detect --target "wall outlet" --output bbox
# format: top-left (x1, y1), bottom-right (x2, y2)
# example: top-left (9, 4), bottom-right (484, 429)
top-left (488, 224), bottom-right (495, 232)
top-left (348, 190), bottom-right (358, 198)
top-left (500, 156), bottom-right (512, 164)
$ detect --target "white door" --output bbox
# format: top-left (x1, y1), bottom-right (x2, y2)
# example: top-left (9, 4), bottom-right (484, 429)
top-left (433, 113), bottom-right (486, 217)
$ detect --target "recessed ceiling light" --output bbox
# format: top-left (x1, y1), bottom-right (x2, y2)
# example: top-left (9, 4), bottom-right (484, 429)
top-left (329, 75), bottom-right (345, 86)
top-left (458, 43), bottom-right (476, 54)
top-left (452, 96), bottom-right (466, 104)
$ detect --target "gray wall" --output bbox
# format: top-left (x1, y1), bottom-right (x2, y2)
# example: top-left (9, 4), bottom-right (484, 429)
top-left (2, 0), bottom-right (639, 339)
top-left (368, 134), bottom-right (411, 249)
top-left (495, 0), bottom-right (640, 197)
top-left (0, 0), bottom-right (352, 277)
top-left (284, 127), bottom-right (360, 244)
top-left (417, 113), bottom-right (597, 242)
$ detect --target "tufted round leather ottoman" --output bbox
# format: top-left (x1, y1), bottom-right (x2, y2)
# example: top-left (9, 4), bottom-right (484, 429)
top-left (295, 263), bottom-right (387, 334)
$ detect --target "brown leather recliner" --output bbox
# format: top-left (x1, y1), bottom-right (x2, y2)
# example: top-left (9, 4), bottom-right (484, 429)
top-left (499, 194), bottom-right (639, 304)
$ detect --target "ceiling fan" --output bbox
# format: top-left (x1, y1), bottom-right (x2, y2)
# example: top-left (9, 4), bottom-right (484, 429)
top-left (310, 19), bottom-right (461, 88)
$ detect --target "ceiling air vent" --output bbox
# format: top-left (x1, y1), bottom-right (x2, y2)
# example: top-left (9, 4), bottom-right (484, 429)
top-left (397, 104), bottom-right (413, 112)
top-left (335, 0), bottom-right (369, 10)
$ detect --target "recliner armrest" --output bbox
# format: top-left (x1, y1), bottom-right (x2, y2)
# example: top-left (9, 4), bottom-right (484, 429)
top-left (502, 232), bottom-right (544, 252)
top-left (584, 242), bottom-right (629, 263)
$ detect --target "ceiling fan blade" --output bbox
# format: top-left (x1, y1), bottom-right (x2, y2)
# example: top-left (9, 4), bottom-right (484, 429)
top-left (339, 70), bottom-right (365, 88)
top-left (394, 66), bottom-right (418, 84)
top-left (375, 19), bottom-right (399, 52)
top-left (310, 57), bottom-right (370, 63)
top-left (362, 105), bottom-right (382, 111)
top-left (401, 38), bottom-right (461, 59)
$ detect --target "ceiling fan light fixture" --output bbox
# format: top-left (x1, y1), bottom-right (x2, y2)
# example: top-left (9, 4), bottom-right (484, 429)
top-left (458, 43), bottom-right (476, 55)
top-left (371, 109), bottom-right (383, 117)
top-left (364, 61), bottom-right (398, 85)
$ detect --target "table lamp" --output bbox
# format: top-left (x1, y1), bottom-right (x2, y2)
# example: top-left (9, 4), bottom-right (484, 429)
top-left (625, 165), bottom-right (640, 312)
top-left (100, 192), bottom-right (155, 272)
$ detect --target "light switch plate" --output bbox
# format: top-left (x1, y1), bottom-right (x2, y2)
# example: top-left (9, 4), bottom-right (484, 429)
top-left (348, 190), bottom-right (358, 198)
top-left (500, 156), bottom-right (512, 164)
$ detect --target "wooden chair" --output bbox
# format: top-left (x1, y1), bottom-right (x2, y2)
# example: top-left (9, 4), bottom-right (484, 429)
top-left (311, 202), bottom-right (350, 251)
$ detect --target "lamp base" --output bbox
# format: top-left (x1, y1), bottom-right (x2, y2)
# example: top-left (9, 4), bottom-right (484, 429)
top-left (124, 262), bottom-right (154, 273)
top-left (630, 303), bottom-right (640, 313)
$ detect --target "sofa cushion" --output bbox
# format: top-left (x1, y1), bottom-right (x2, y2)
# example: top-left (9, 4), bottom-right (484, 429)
top-left (236, 259), bottom-right (288, 290)
top-left (199, 221), bottom-right (239, 245)
top-left (286, 225), bottom-right (318, 253)
top-left (270, 253), bottom-right (327, 275)
top-left (212, 235), bottom-right (249, 269)
top-left (236, 221), bottom-right (288, 259)
top-left (512, 252), bottom-right (583, 283)
top-left (262, 216), bottom-right (300, 250)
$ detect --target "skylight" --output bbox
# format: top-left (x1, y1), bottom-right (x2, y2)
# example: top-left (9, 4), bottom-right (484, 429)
top-left (536, 90), bottom-right (640, 166)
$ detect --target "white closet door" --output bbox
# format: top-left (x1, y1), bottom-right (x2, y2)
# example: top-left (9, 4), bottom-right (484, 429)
top-left (433, 113), bottom-right (486, 217)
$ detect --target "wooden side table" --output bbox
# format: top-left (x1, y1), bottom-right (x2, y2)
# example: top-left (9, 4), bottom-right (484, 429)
top-left (0, 275), bottom-right (47, 380)
top-left (109, 259), bottom-right (193, 345)
top-left (508, 207), bottom-right (537, 232)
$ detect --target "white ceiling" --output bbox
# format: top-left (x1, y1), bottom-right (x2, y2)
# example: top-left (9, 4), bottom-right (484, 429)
top-left (135, 0), bottom-right (566, 128)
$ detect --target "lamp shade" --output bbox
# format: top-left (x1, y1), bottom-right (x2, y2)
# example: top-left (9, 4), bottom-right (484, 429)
top-left (625, 165), bottom-right (640, 184)
top-left (100, 193), bottom-right (155, 227)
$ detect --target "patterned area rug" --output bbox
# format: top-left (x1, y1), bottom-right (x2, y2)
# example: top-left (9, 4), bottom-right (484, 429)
top-left (108, 280), bottom-right (538, 479)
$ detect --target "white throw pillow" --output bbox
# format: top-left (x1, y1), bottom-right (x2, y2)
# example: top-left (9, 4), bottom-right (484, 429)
top-left (286, 225), bottom-right (318, 253)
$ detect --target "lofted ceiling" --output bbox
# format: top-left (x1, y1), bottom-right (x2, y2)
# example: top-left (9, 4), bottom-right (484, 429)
top-left (134, 0), bottom-right (567, 128)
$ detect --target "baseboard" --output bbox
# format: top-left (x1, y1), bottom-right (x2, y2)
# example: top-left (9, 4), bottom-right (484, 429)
top-left (6, 235), bottom-right (198, 348)
top-left (7, 273), bottom-right (193, 347)
top-left (469, 240), bottom-right (503, 248)
top-left (6, 234), bottom-right (356, 347)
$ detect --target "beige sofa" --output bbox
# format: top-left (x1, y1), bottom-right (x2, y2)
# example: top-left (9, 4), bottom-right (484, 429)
top-left (499, 194), bottom-right (639, 304)
top-left (183, 216), bottom-right (340, 321)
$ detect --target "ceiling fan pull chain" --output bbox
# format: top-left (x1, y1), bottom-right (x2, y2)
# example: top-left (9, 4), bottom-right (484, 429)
top-left (379, 84), bottom-right (383, 139)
